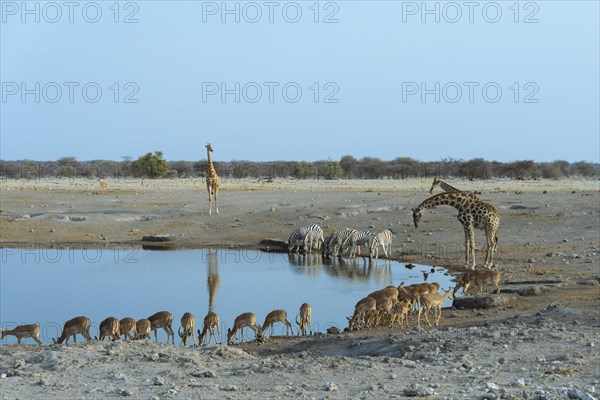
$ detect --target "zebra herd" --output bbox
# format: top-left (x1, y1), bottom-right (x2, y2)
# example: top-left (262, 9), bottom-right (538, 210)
top-left (287, 224), bottom-right (394, 260)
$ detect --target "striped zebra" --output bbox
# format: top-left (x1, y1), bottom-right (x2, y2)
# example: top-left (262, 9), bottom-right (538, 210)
top-left (287, 224), bottom-right (323, 253)
top-left (342, 230), bottom-right (373, 258)
top-left (369, 229), bottom-right (394, 260)
top-left (326, 228), bottom-right (355, 257)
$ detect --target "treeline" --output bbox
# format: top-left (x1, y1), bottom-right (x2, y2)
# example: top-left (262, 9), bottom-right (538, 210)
top-left (1, 155), bottom-right (598, 181)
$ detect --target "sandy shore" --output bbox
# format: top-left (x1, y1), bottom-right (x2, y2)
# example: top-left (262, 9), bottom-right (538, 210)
top-left (1, 178), bottom-right (599, 399)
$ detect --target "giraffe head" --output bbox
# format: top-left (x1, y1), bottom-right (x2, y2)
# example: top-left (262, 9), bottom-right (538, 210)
top-left (206, 143), bottom-right (213, 153)
top-left (429, 177), bottom-right (441, 194)
top-left (412, 207), bottom-right (424, 228)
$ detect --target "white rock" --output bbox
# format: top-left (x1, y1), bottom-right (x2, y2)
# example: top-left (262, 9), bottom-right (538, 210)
top-left (324, 381), bottom-right (338, 391)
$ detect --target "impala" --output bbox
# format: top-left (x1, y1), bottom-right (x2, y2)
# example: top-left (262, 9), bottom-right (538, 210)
top-left (227, 312), bottom-right (263, 345)
top-left (134, 319), bottom-right (151, 341)
top-left (261, 310), bottom-right (294, 337)
top-left (198, 311), bottom-right (221, 346)
top-left (148, 311), bottom-right (175, 344)
top-left (418, 288), bottom-right (453, 327)
top-left (296, 303), bottom-right (313, 336)
top-left (178, 312), bottom-right (197, 347)
top-left (53, 316), bottom-right (92, 344)
top-left (119, 317), bottom-right (137, 340)
top-left (1, 324), bottom-right (43, 346)
top-left (454, 270), bottom-right (501, 295)
top-left (97, 317), bottom-right (120, 341)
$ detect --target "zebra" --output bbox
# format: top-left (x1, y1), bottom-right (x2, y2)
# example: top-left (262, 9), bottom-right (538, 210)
top-left (326, 228), bottom-right (355, 257)
top-left (288, 224), bottom-right (323, 253)
top-left (369, 229), bottom-right (394, 260)
top-left (342, 230), bottom-right (373, 258)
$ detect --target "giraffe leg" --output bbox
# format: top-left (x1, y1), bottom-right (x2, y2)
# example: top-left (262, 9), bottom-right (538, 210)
top-left (207, 186), bottom-right (213, 215)
top-left (468, 226), bottom-right (476, 270)
top-left (463, 226), bottom-right (472, 270)
top-left (214, 186), bottom-right (219, 214)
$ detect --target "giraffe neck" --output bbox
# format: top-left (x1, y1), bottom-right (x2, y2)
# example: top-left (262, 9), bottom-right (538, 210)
top-left (207, 150), bottom-right (217, 177)
top-left (440, 181), bottom-right (460, 192)
top-left (419, 192), bottom-right (470, 212)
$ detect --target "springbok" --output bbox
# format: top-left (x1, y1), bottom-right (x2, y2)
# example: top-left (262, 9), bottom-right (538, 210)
top-left (454, 270), bottom-right (501, 295)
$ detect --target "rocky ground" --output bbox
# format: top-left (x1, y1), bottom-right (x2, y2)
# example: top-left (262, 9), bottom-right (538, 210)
top-left (0, 178), bottom-right (599, 399)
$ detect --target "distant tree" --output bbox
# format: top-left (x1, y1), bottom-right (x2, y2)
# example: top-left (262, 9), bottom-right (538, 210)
top-left (340, 155), bottom-right (358, 178)
top-left (292, 162), bottom-right (313, 179)
top-left (131, 151), bottom-right (169, 178)
top-left (574, 161), bottom-right (598, 177)
top-left (358, 157), bottom-right (385, 179)
top-left (322, 161), bottom-right (340, 180)
top-left (170, 161), bottom-right (194, 178)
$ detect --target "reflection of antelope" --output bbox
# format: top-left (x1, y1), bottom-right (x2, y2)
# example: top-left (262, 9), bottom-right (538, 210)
top-left (261, 310), bottom-right (294, 337)
top-left (197, 311), bottom-right (221, 346)
top-left (53, 316), bottom-right (92, 344)
top-left (227, 312), bottom-right (263, 345)
top-left (178, 312), bottom-right (196, 347)
top-left (97, 317), bottom-right (120, 341)
top-left (1, 324), bottom-right (43, 345)
top-left (98, 179), bottom-right (109, 189)
top-left (148, 311), bottom-right (175, 344)
top-left (119, 317), bottom-right (137, 340)
top-left (296, 303), bottom-right (313, 336)
top-left (134, 319), bottom-right (151, 340)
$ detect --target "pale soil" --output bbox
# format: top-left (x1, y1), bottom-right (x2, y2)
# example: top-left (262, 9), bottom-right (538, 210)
top-left (1, 178), bottom-right (599, 399)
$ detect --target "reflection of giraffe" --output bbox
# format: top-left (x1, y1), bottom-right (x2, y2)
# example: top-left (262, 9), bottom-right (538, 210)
top-left (205, 143), bottom-right (220, 215)
top-left (412, 192), bottom-right (499, 270)
top-left (207, 250), bottom-right (220, 313)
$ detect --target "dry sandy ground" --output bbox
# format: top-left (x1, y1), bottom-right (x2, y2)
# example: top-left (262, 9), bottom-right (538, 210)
top-left (1, 178), bottom-right (599, 399)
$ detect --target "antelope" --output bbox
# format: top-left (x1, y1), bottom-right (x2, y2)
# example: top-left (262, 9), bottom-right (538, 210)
top-left (53, 316), bottom-right (92, 344)
top-left (178, 312), bottom-right (197, 347)
top-left (398, 282), bottom-right (440, 313)
top-left (454, 270), bottom-right (501, 295)
top-left (373, 295), bottom-right (397, 327)
top-left (98, 179), bottom-right (109, 189)
top-left (347, 296), bottom-right (376, 330)
top-left (261, 310), bottom-right (294, 337)
top-left (1, 324), bottom-right (43, 345)
top-left (417, 288), bottom-right (454, 327)
top-left (148, 311), bottom-right (175, 344)
top-left (393, 299), bottom-right (411, 329)
top-left (141, 178), bottom-right (149, 187)
top-left (197, 311), bottom-right (221, 346)
top-left (97, 317), bottom-right (120, 341)
top-left (134, 319), bottom-right (151, 340)
top-left (296, 303), bottom-right (313, 336)
top-left (119, 317), bottom-right (137, 340)
top-left (227, 312), bottom-right (263, 345)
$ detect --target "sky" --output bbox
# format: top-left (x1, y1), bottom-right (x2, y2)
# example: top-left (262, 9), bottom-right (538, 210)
top-left (1, 1), bottom-right (599, 163)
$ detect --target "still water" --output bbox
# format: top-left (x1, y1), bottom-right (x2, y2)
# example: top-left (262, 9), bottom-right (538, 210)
top-left (1, 248), bottom-right (455, 344)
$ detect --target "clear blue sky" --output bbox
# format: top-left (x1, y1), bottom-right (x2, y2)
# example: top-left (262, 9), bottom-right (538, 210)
top-left (1, 1), bottom-right (598, 162)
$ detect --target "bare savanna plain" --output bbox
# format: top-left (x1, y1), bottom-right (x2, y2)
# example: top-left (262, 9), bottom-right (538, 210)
top-left (0, 178), bottom-right (599, 400)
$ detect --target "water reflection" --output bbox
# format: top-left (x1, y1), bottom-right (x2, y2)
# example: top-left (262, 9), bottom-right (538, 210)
top-left (0, 248), bottom-right (454, 345)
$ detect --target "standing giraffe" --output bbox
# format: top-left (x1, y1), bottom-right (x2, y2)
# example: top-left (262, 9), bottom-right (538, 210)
top-left (205, 143), bottom-right (220, 215)
top-left (412, 192), bottom-right (499, 270)
top-left (429, 178), bottom-right (479, 198)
